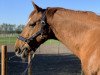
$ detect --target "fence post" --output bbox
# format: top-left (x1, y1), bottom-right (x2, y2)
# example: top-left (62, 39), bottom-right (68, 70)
top-left (28, 52), bottom-right (32, 75)
top-left (1, 45), bottom-right (7, 75)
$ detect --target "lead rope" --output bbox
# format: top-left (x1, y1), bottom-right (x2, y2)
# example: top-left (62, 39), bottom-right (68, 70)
top-left (21, 53), bottom-right (35, 75)
top-left (0, 54), bottom-right (28, 64)
top-left (7, 54), bottom-right (33, 75)
top-left (21, 60), bottom-right (32, 75)
top-left (8, 55), bottom-right (16, 60)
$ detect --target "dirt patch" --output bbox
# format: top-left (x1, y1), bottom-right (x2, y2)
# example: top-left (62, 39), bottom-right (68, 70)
top-left (0, 44), bottom-right (72, 54)
top-left (0, 53), bottom-right (81, 75)
top-left (0, 44), bottom-right (82, 75)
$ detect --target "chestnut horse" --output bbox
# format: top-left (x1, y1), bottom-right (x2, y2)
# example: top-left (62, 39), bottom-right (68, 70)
top-left (15, 2), bottom-right (100, 75)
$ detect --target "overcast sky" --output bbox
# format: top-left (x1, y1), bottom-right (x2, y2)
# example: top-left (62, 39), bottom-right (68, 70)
top-left (0, 0), bottom-right (100, 25)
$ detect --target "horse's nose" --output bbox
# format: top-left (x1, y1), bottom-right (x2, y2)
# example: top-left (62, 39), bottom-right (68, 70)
top-left (15, 48), bottom-right (22, 57)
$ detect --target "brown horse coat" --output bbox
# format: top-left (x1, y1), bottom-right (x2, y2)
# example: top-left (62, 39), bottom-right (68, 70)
top-left (46, 8), bottom-right (100, 75)
top-left (15, 3), bottom-right (100, 75)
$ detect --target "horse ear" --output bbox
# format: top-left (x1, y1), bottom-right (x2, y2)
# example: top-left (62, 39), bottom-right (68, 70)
top-left (32, 1), bottom-right (42, 12)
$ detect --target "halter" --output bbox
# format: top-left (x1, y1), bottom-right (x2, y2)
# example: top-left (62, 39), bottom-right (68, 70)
top-left (17, 10), bottom-right (47, 44)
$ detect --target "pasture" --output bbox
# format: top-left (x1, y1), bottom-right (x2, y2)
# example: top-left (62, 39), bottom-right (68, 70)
top-left (0, 34), bottom-right (17, 45)
top-left (0, 34), bottom-right (60, 45)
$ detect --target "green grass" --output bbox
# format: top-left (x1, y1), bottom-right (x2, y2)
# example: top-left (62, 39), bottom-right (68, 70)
top-left (0, 36), bottom-right (17, 45)
top-left (44, 39), bottom-right (60, 45)
top-left (0, 34), bottom-right (60, 45)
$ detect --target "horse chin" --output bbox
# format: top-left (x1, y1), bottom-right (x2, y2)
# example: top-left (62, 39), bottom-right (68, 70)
top-left (15, 51), bottom-right (22, 57)
top-left (20, 48), bottom-right (35, 60)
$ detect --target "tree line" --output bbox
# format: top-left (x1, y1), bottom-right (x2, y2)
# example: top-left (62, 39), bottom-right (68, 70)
top-left (0, 23), bottom-right (24, 34)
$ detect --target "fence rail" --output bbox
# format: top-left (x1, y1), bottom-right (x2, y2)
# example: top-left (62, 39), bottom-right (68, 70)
top-left (1, 45), bottom-right (7, 75)
top-left (1, 45), bottom-right (32, 75)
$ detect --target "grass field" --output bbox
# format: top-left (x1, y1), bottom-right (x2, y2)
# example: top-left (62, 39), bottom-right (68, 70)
top-left (0, 34), bottom-right (60, 45)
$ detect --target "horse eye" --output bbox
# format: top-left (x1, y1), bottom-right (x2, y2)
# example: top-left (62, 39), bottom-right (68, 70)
top-left (29, 22), bottom-right (36, 27)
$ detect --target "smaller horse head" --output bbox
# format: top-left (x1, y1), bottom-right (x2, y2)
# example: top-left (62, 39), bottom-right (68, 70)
top-left (15, 2), bottom-right (55, 59)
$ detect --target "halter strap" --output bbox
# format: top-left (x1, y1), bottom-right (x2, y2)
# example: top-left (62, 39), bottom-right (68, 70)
top-left (17, 9), bottom-right (47, 44)
top-left (17, 29), bottom-right (42, 44)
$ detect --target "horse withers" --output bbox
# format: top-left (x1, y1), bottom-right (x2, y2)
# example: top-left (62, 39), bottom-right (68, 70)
top-left (15, 2), bottom-right (100, 75)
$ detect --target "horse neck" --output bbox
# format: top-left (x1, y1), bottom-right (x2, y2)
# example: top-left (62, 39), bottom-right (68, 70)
top-left (46, 8), bottom-right (93, 58)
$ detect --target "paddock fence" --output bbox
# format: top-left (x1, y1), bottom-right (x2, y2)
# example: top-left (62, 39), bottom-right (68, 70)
top-left (0, 34), bottom-right (82, 75)
top-left (1, 45), bottom-right (33, 75)
top-left (0, 33), bottom-right (72, 54)
top-left (0, 45), bottom-right (81, 75)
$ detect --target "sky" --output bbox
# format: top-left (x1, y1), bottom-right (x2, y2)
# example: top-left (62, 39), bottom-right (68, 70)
top-left (0, 0), bottom-right (100, 25)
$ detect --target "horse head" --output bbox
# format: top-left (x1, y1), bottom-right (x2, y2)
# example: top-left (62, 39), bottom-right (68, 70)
top-left (15, 2), bottom-right (55, 59)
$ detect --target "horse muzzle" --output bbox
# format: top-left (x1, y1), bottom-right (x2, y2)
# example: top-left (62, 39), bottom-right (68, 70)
top-left (15, 47), bottom-right (35, 59)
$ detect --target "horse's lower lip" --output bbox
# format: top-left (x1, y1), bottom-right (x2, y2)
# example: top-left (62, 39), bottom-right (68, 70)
top-left (21, 48), bottom-right (28, 59)
top-left (15, 51), bottom-right (22, 57)
top-left (15, 47), bottom-right (35, 59)
top-left (15, 48), bottom-right (28, 59)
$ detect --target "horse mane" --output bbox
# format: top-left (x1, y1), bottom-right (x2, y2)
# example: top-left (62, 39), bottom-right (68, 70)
top-left (46, 7), bottom-right (58, 18)
top-left (46, 7), bottom-right (100, 21)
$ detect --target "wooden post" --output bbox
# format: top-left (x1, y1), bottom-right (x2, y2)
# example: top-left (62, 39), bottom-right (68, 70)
top-left (1, 45), bottom-right (7, 75)
top-left (28, 52), bottom-right (32, 75)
